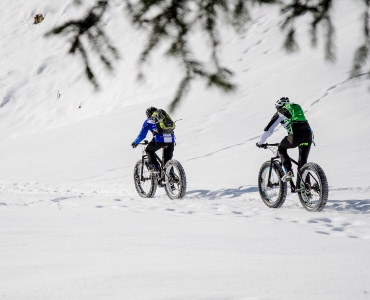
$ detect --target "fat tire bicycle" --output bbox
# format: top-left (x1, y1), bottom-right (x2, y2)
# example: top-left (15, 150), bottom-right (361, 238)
top-left (133, 140), bottom-right (187, 199)
top-left (257, 143), bottom-right (328, 211)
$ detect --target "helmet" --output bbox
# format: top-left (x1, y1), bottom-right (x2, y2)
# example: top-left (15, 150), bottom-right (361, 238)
top-left (275, 97), bottom-right (289, 108)
top-left (146, 106), bottom-right (157, 117)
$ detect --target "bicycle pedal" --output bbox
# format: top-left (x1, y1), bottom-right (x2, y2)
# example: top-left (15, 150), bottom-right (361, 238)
top-left (282, 178), bottom-right (293, 183)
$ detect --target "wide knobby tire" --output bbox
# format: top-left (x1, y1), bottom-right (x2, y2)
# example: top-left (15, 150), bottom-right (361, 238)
top-left (163, 160), bottom-right (187, 199)
top-left (258, 161), bottom-right (287, 208)
top-left (133, 159), bottom-right (157, 198)
top-left (297, 162), bottom-right (328, 212)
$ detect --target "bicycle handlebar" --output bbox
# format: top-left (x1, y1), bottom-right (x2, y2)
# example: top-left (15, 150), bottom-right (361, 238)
top-left (138, 140), bottom-right (149, 145)
top-left (258, 143), bottom-right (279, 149)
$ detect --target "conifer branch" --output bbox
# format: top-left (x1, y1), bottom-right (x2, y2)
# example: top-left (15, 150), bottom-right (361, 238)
top-left (352, 0), bottom-right (370, 76)
top-left (45, 0), bottom-right (117, 89)
top-left (47, 0), bottom-right (370, 110)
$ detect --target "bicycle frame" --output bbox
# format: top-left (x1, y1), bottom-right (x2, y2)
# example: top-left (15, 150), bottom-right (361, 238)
top-left (138, 140), bottom-right (168, 185)
top-left (134, 139), bottom-right (186, 199)
top-left (264, 143), bottom-right (319, 193)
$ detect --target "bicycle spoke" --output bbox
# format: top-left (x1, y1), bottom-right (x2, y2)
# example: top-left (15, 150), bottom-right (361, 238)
top-left (258, 161), bottom-right (287, 208)
top-left (298, 163), bottom-right (328, 211)
top-left (164, 160), bottom-right (186, 199)
top-left (133, 159), bottom-right (157, 198)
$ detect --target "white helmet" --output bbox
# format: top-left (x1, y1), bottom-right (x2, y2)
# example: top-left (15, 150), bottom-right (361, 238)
top-left (275, 97), bottom-right (289, 108)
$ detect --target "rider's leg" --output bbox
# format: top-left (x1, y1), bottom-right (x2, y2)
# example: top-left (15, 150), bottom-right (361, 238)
top-left (162, 143), bottom-right (174, 166)
top-left (162, 143), bottom-right (177, 187)
top-left (297, 143), bottom-right (312, 187)
top-left (145, 140), bottom-right (162, 167)
top-left (297, 129), bottom-right (313, 169)
top-left (278, 135), bottom-right (297, 172)
top-left (298, 143), bottom-right (312, 169)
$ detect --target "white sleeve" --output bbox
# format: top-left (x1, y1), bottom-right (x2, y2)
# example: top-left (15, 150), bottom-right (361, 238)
top-left (257, 114), bottom-right (285, 144)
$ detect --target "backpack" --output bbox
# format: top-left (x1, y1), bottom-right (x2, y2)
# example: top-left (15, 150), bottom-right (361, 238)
top-left (151, 109), bottom-right (176, 134)
top-left (283, 103), bottom-right (307, 122)
top-left (281, 102), bottom-right (308, 135)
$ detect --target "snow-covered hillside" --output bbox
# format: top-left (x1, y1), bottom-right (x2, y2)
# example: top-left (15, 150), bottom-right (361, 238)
top-left (0, 1), bottom-right (369, 299)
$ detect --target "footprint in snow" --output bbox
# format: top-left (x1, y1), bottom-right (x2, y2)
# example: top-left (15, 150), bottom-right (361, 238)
top-left (316, 231), bottom-right (330, 235)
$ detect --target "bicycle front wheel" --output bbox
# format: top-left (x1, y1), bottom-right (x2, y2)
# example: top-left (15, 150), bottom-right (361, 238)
top-left (164, 160), bottom-right (187, 199)
top-left (298, 163), bottom-right (328, 211)
top-left (258, 161), bottom-right (287, 208)
top-left (133, 159), bottom-right (157, 198)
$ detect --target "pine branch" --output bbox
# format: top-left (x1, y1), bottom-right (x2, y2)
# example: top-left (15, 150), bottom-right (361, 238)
top-left (45, 0), bottom-right (117, 89)
top-left (352, 0), bottom-right (370, 76)
top-left (170, 73), bottom-right (192, 112)
top-left (46, 0), bottom-right (370, 111)
top-left (284, 27), bottom-right (299, 52)
top-left (281, 0), bottom-right (335, 60)
top-left (324, 17), bottom-right (335, 61)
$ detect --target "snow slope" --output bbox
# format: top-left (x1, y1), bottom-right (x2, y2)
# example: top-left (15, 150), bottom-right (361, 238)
top-left (0, 1), bottom-right (369, 299)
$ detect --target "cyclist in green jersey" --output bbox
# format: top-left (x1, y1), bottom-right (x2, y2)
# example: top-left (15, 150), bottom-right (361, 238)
top-left (256, 97), bottom-right (313, 182)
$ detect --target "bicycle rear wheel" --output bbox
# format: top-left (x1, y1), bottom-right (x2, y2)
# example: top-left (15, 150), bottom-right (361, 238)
top-left (164, 160), bottom-right (187, 199)
top-left (258, 161), bottom-right (287, 208)
top-left (133, 159), bottom-right (157, 198)
top-left (298, 163), bottom-right (328, 211)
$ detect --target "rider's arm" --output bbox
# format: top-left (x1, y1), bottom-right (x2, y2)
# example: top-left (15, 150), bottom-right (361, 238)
top-left (257, 112), bottom-right (285, 144)
top-left (133, 119), bottom-right (151, 145)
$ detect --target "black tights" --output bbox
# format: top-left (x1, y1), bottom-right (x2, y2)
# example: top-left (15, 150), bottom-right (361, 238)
top-left (278, 132), bottom-right (312, 172)
top-left (145, 140), bottom-right (174, 167)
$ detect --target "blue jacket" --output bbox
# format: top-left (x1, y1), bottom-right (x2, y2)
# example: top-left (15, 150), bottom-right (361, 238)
top-left (133, 118), bottom-right (175, 144)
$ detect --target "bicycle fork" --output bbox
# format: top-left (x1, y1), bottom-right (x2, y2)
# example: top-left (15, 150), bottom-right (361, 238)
top-left (267, 156), bottom-right (280, 188)
top-left (140, 155), bottom-right (147, 181)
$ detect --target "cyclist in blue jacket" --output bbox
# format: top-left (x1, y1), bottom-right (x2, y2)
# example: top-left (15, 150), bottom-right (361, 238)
top-left (131, 106), bottom-right (175, 172)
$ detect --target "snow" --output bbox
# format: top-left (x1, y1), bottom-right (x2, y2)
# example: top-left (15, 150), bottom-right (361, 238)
top-left (0, 0), bottom-right (369, 299)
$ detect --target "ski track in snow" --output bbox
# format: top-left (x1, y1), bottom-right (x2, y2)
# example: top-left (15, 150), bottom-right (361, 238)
top-left (307, 72), bottom-right (370, 110)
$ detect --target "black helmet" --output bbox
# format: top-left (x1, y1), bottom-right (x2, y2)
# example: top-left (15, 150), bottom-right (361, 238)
top-left (275, 97), bottom-right (289, 108)
top-left (146, 106), bottom-right (157, 117)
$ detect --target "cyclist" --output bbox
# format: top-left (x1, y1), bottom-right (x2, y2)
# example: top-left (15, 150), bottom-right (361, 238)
top-left (256, 97), bottom-right (313, 182)
top-left (131, 106), bottom-right (175, 173)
